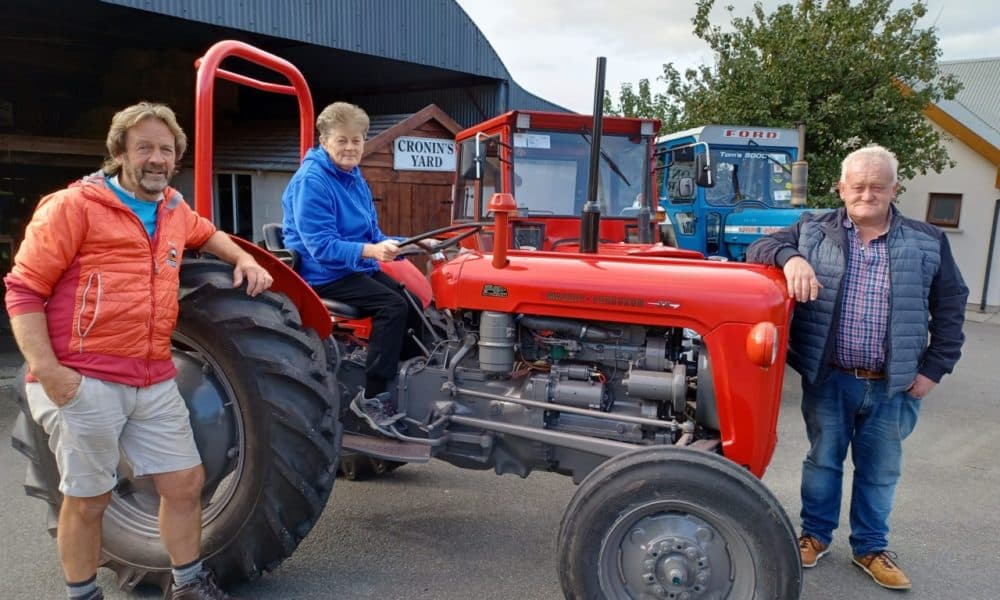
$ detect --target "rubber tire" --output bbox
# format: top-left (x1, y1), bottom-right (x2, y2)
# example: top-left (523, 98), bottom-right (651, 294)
top-left (11, 258), bottom-right (340, 590)
top-left (557, 445), bottom-right (801, 600)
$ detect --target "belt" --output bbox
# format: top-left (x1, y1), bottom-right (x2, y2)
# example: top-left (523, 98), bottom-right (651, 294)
top-left (833, 365), bottom-right (885, 380)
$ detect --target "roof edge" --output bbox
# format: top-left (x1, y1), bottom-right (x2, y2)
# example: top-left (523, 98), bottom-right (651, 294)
top-left (924, 103), bottom-right (1000, 188)
top-left (365, 104), bottom-right (464, 155)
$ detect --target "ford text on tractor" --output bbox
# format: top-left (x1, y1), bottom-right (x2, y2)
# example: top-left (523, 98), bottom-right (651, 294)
top-left (656, 124), bottom-right (821, 261)
top-left (11, 42), bottom-right (802, 598)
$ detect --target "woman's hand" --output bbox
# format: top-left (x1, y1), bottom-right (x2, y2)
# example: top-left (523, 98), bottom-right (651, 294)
top-left (363, 240), bottom-right (400, 262)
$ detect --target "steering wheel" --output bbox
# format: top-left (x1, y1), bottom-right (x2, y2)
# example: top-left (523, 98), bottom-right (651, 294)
top-left (396, 222), bottom-right (485, 256)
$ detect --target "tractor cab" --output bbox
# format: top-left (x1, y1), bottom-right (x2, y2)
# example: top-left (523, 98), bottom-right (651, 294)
top-left (655, 125), bottom-right (825, 261)
top-left (451, 111), bottom-right (689, 255)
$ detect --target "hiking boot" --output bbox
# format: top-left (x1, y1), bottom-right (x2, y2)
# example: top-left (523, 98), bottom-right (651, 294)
top-left (350, 391), bottom-right (405, 436)
top-left (798, 534), bottom-right (829, 568)
top-left (853, 551), bottom-right (912, 590)
top-left (170, 569), bottom-right (235, 599)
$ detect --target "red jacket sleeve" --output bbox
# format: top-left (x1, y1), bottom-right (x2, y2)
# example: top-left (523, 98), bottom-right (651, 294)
top-left (4, 190), bottom-right (87, 314)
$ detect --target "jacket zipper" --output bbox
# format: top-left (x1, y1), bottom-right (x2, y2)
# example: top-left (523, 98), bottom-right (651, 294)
top-left (145, 205), bottom-right (165, 387)
top-left (81, 182), bottom-right (168, 385)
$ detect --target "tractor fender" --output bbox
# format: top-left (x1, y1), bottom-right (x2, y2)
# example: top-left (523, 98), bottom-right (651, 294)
top-left (381, 259), bottom-right (432, 308)
top-left (230, 236), bottom-right (332, 338)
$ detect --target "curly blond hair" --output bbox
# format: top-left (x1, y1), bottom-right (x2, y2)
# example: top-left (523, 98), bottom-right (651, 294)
top-left (102, 102), bottom-right (187, 176)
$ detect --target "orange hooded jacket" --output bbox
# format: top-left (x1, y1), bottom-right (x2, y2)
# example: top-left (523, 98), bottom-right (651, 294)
top-left (4, 172), bottom-right (216, 386)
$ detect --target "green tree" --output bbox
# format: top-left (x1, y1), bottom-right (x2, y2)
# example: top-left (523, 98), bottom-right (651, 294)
top-left (608, 0), bottom-right (961, 206)
top-left (603, 79), bottom-right (683, 131)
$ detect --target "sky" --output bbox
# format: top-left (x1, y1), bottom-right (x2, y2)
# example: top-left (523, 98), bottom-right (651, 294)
top-left (454, 0), bottom-right (1000, 113)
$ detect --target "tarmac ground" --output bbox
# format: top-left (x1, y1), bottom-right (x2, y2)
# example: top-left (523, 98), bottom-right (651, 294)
top-left (0, 309), bottom-right (998, 599)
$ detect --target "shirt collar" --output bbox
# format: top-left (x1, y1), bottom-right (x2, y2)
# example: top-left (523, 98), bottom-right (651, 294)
top-left (108, 175), bottom-right (164, 203)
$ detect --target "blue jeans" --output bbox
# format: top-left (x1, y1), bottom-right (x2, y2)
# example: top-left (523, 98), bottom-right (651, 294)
top-left (799, 370), bottom-right (921, 555)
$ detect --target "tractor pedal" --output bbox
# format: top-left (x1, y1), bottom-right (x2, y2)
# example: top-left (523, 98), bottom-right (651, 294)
top-left (342, 432), bottom-right (431, 463)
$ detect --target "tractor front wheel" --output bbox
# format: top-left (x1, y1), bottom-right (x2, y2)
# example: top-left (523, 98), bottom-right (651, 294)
top-left (557, 445), bottom-right (800, 599)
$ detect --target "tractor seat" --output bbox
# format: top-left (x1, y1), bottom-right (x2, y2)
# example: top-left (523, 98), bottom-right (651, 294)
top-left (261, 223), bottom-right (362, 319)
top-left (261, 223), bottom-right (299, 269)
top-left (321, 299), bottom-right (361, 319)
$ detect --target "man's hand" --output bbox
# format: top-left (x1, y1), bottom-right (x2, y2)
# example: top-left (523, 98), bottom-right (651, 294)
top-left (907, 374), bottom-right (936, 399)
top-left (364, 240), bottom-right (400, 262)
top-left (34, 363), bottom-right (82, 407)
top-left (232, 255), bottom-right (273, 297)
top-left (783, 256), bottom-right (822, 302)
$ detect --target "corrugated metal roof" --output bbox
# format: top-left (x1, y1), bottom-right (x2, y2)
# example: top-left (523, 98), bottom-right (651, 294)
top-left (97, 0), bottom-right (563, 117)
top-left (937, 57), bottom-right (1000, 150)
top-left (214, 112), bottom-right (416, 171)
top-left (213, 123), bottom-right (303, 172)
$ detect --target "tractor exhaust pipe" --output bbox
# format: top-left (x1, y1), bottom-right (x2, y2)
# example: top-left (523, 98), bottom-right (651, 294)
top-left (790, 123), bottom-right (808, 207)
top-left (579, 56), bottom-right (607, 254)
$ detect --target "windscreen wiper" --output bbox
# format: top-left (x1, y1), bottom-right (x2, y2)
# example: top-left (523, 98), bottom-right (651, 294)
top-left (581, 132), bottom-right (631, 186)
top-left (747, 138), bottom-right (792, 174)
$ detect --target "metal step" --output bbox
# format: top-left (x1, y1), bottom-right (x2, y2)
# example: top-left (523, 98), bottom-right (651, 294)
top-left (341, 432), bottom-right (432, 463)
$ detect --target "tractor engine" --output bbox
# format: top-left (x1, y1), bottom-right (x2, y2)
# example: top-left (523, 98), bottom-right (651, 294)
top-left (390, 303), bottom-right (722, 481)
top-left (472, 311), bottom-right (714, 443)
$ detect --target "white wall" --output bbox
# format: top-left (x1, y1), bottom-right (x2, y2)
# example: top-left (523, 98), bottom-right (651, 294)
top-left (167, 169), bottom-right (291, 244)
top-left (897, 124), bottom-right (1000, 311)
top-left (251, 172), bottom-right (293, 243)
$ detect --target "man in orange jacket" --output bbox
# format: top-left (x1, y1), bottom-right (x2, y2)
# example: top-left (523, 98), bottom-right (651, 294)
top-left (4, 102), bottom-right (272, 600)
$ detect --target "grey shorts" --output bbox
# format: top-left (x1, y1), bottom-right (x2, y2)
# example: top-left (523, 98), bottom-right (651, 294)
top-left (26, 375), bottom-right (202, 498)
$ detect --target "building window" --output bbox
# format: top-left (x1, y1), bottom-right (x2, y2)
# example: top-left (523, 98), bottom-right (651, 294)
top-left (215, 173), bottom-right (253, 240)
top-left (926, 193), bottom-right (962, 228)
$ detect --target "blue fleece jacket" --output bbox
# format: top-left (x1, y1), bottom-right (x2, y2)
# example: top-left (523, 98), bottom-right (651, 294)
top-left (281, 147), bottom-right (390, 286)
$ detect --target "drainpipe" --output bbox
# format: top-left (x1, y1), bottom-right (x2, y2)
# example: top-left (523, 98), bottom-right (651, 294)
top-left (981, 199), bottom-right (1000, 312)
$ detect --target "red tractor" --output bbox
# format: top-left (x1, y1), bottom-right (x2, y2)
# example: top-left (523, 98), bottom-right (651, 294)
top-left (12, 41), bottom-right (801, 598)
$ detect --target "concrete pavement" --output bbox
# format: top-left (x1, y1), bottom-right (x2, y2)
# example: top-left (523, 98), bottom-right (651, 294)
top-left (0, 314), bottom-right (998, 599)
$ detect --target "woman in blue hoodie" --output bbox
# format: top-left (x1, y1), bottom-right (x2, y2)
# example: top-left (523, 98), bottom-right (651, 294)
top-left (281, 101), bottom-right (412, 434)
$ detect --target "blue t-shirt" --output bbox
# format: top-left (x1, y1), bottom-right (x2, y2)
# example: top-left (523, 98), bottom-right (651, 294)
top-left (107, 176), bottom-right (158, 238)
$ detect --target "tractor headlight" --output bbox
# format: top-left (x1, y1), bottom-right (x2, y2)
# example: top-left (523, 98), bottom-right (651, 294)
top-left (746, 321), bottom-right (779, 368)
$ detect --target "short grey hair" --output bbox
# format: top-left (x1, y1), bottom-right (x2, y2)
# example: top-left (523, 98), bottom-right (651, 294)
top-left (840, 145), bottom-right (899, 185)
top-left (316, 102), bottom-right (369, 142)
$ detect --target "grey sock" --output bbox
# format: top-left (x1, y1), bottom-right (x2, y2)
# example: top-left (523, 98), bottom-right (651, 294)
top-left (171, 558), bottom-right (203, 588)
top-left (66, 574), bottom-right (98, 599)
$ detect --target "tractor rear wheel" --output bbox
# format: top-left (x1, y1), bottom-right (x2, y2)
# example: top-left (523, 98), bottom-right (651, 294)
top-left (557, 445), bottom-right (800, 600)
top-left (11, 258), bottom-right (340, 591)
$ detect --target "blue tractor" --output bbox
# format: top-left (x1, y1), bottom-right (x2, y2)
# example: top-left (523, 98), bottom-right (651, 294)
top-left (656, 125), bottom-right (824, 261)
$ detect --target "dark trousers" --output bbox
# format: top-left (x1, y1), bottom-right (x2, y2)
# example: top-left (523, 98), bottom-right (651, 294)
top-left (314, 270), bottom-right (422, 395)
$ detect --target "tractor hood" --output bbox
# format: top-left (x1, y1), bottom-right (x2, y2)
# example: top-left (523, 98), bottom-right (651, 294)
top-left (722, 207), bottom-right (832, 261)
top-left (723, 207), bottom-right (832, 245)
top-left (431, 251), bottom-right (791, 334)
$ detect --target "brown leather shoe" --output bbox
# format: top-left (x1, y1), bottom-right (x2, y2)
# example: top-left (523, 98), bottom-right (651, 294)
top-left (798, 534), bottom-right (829, 568)
top-left (853, 551), bottom-right (912, 590)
